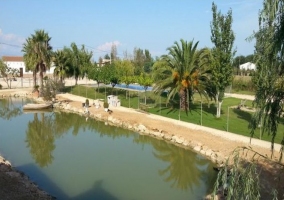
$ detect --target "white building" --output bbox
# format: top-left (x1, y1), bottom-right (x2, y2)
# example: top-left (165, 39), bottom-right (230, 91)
top-left (2, 56), bottom-right (55, 77)
top-left (239, 62), bottom-right (256, 70)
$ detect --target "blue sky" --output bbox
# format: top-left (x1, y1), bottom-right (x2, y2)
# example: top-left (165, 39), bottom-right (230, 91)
top-left (0, 0), bottom-right (262, 62)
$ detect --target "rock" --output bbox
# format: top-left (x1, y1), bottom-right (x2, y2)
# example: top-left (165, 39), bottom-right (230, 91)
top-left (205, 149), bottom-right (214, 157)
top-left (6, 171), bottom-right (21, 178)
top-left (4, 160), bottom-right (11, 166)
top-left (175, 137), bottom-right (184, 144)
top-left (152, 131), bottom-right (164, 138)
top-left (164, 134), bottom-right (172, 140)
top-left (137, 124), bottom-right (147, 132)
top-left (194, 145), bottom-right (202, 152)
top-left (0, 164), bottom-right (11, 172)
top-left (182, 140), bottom-right (189, 146)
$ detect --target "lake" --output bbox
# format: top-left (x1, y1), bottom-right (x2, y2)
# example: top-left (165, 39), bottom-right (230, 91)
top-left (0, 97), bottom-right (217, 200)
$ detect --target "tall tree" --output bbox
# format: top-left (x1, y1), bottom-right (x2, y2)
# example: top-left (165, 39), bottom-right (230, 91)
top-left (133, 48), bottom-right (145, 75)
top-left (144, 49), bottom-right (153, 73)
top-left (22, 30), bottom-right (53, 92)
top-left (250, 0), bottom-right (284, 157)
top-left (214, 1), bottom-right (284, 199)
top-left (111, 43), bottom-right (118, 61)
top-left (69, 43), bottom-right (92, 85)
top-left (53, 49), bottom-right (72, 84)
top-left (210, 2), bottom-right (236, 118)
top-left (87, 63), bottom-right (104, 93)
top-left (153, 39), bottom-right (210, 112)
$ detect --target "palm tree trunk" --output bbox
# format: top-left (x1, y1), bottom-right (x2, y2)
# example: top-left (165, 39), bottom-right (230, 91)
top-left (179, 88), bottom-right (187, 110)
top-left (33, 70), bottom-right (37, 89)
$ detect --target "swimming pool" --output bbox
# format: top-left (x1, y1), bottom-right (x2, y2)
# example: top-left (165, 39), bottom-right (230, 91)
top-left (111, 83), bottom-right (153, 91)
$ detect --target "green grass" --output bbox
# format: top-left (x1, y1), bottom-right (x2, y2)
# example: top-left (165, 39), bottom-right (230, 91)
top-left (62, 85), bottom-right (284, 144)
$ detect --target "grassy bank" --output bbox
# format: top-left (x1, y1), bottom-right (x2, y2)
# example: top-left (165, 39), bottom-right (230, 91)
top-left (62, 84), bottom-right (283, 144)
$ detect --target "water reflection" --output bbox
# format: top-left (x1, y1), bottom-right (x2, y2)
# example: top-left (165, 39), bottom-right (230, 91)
top-left (23, 110), bottom-right (216, 192)
top-left (134, 135), bottom-right (216, 192)
top-left (0, 98), bottom-right (23, 120)
top-left (0, 98), bottom-right (216, 198)
top-left (25, 113), bottom-right (55, 167)
top-left (24, 111), bottom-right (135, 166)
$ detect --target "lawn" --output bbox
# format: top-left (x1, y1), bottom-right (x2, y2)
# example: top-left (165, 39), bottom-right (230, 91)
top-left (62, 84), bottom-right (284, 144)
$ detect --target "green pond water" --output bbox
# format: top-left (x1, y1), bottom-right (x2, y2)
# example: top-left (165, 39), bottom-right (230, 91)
top-left (0, 97), bottom-right (217, 200)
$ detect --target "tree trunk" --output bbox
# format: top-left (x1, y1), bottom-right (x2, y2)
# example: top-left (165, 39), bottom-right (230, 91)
top-left (33, 70), bottom-right (37, 88)
top-left (216, 92), bottom-right (223, 118)
top-left (179, 88), bottom-right (187, 110)
top-left (216, 100), bottom-right (223, 118)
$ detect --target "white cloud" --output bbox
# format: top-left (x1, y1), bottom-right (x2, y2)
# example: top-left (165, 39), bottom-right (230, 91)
top-left (97, 41), bottom-right (121, 52)
top-left (0, 29), bottom-right (25, 56)
top-left (0, 29), bottom-right (25, 45)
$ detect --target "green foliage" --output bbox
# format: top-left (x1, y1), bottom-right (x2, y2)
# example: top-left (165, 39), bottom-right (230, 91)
top-left (210, 2), bottom-right (235, 95)
top-left (113, 60), bottom-right (134, 78)
top-left (64, 43), bottom-right (93, 85)
top-left (41, 79), bottom-right (59, 101)
top-left (232, 76), bottom-right (256, 92)
top-left (213, 147), bottom-right (281, 199)
top-left (137, 73), bottom-right (153, 91)
top-left (40, 77), bottom-right (64, 101)
top-left (53, 49), bottom-right (72, 82)
top-left (133, 48), bottom-right (145, 75)
top-left (249, 0), bottom-right (284, 158)
top-left (87, 63), bottom-right (104, 88)
top-left (0, 59), bottom-right (20, 89)
top-left (103, 101), bottom-right (109, 108)
top-left (22, 30), bottom-right (53, 90)
top-left (153, 39), bottom-right (209, 111)
top-left (210, 2), bottom-right (236, 118)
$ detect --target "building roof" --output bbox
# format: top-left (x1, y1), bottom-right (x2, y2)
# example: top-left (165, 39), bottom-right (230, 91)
top-left (239, 62), bottom-right (256, 70)
top-left (2, 56), bottom-right (23, 62)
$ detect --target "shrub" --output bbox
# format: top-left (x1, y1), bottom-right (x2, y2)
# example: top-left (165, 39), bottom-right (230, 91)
top-left (103, 102), bottom-right (109, 108)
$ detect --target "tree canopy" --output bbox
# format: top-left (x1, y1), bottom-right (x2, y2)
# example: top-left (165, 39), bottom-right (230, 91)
top-left (210, 2), bottom-right (236, 118)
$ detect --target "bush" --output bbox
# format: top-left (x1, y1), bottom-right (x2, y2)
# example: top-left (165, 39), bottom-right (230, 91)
top-left (232, 77), bottom-right (256, 92)
top-left (103, 102), bottom-right (109, 108)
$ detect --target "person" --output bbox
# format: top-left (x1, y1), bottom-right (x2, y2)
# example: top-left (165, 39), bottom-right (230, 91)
top-left (84, 105), bottom-right (89, 114)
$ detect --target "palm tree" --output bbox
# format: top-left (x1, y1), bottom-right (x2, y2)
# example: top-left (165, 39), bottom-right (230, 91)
top-left (53, 49), bottom-right (71, 84)
top-left (22, 38), bottom-right (39, 89)
top-left (22, 30), bottom-right (53, 93)
top-left (153, 39), bottom-right (211, 112)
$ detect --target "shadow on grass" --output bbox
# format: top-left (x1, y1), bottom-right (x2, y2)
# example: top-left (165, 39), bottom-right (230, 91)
top-left (232, 107), bottom-right (253, 123)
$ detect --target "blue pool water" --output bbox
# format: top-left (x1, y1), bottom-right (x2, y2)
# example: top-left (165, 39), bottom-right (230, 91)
top-left (111, 84), bottom-right (153, 91)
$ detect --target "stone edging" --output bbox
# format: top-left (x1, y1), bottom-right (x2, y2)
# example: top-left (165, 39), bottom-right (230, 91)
top-left (51, 100), bottom-right (226, 166)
